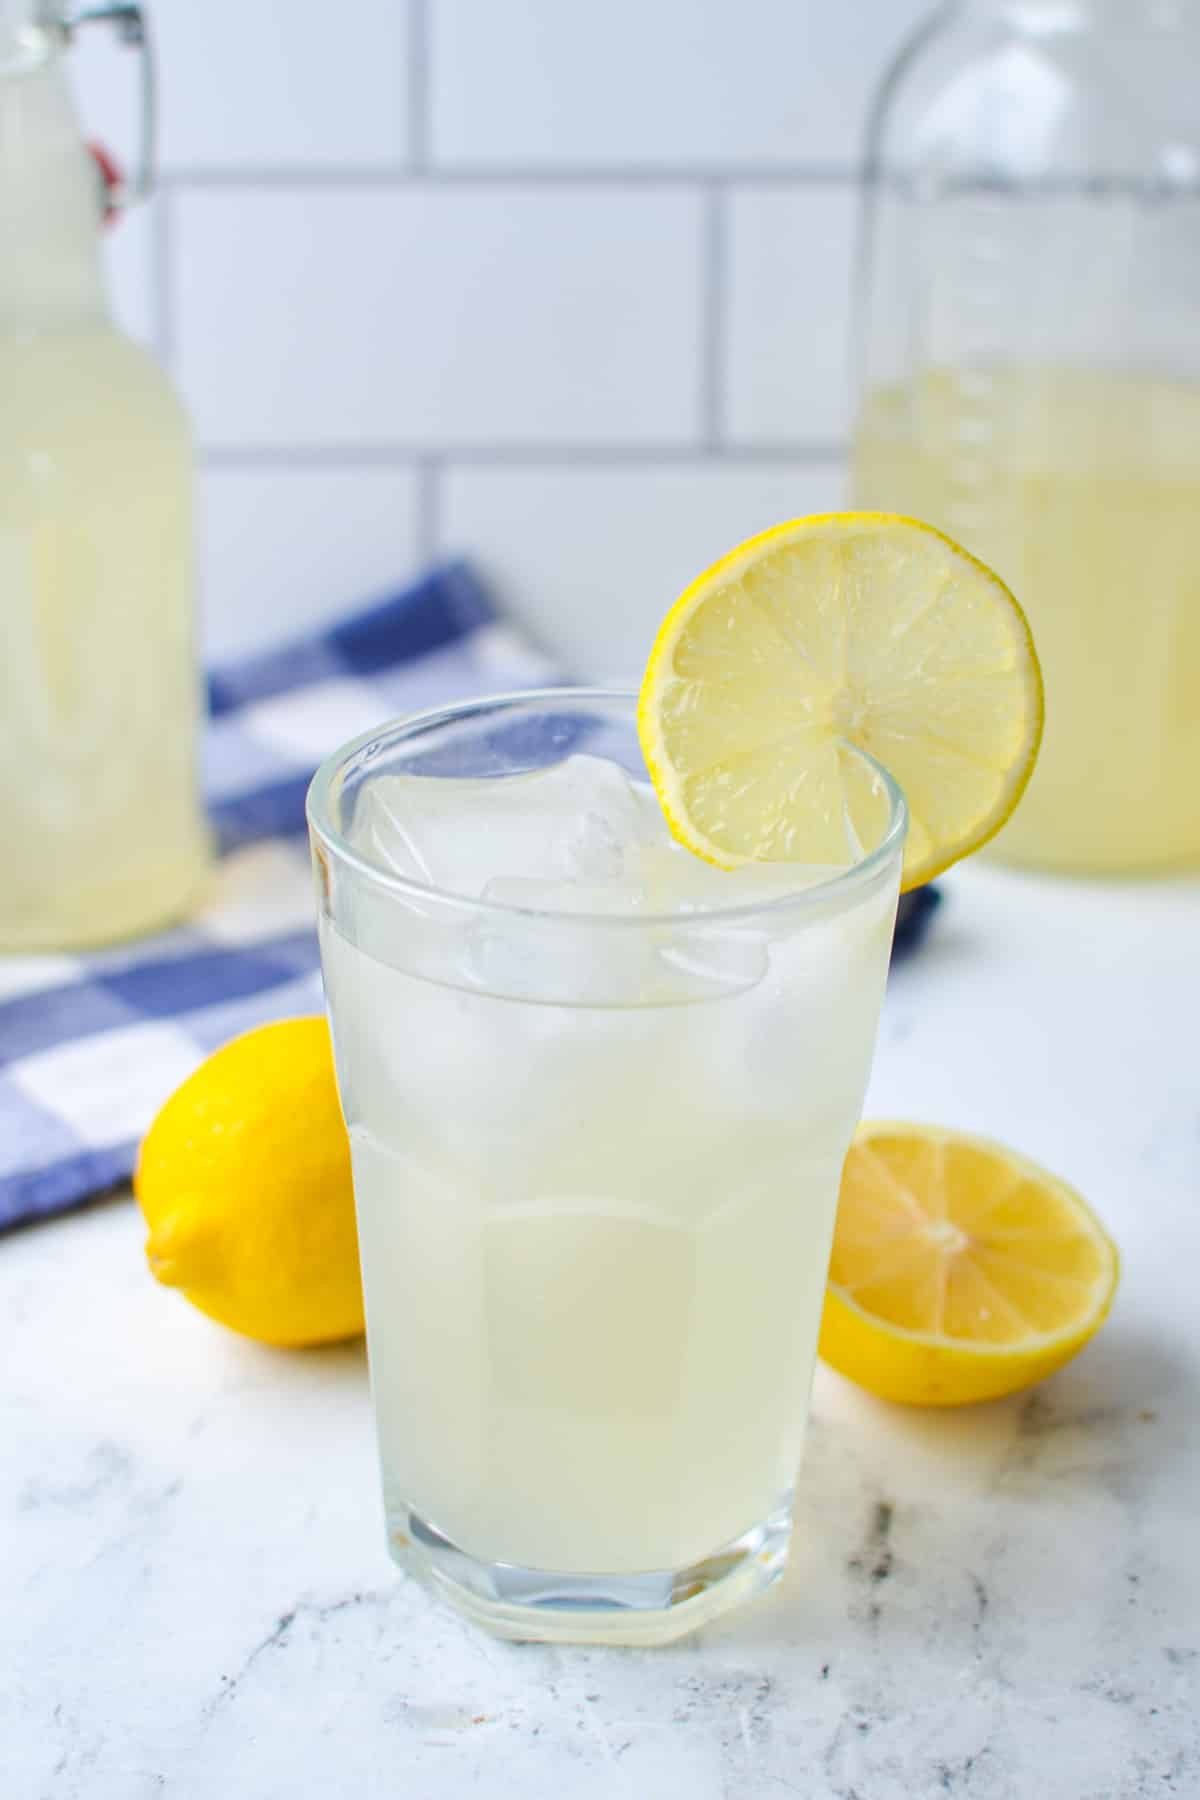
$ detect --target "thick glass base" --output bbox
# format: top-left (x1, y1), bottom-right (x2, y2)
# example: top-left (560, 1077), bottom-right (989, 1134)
top-left (387, 1500), bottom-right (793, 1646)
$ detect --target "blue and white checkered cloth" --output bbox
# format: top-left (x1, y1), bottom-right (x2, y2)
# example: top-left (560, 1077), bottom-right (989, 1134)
top-left (0, 562), bottom-right (553, 1231)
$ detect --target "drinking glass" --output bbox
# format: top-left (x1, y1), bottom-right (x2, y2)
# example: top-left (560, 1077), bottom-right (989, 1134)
top-left (308, 691), bottom-right (906, 1644)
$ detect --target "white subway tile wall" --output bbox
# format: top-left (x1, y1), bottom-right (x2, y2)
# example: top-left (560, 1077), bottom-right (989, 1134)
top-left (71, 0), bottom-right (936, 668)
top-left (199, 469), bottom-right (422, 662)
top-left (431, 0), bottom-right (929, 169)
top-left (725, 187), bottom-right (860, 447)
top-left (441, 461), bottom-right (847, 679)
top-left (172, 187), bottom-right (705, 449)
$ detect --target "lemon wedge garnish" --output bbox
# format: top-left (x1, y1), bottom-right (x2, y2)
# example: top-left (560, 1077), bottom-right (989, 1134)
top-left (820, 1122), bottom-right (1119, 1406)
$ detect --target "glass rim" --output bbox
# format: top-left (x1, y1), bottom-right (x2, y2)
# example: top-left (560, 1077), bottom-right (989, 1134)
top-left (305, 687), bottom-right (909, 931)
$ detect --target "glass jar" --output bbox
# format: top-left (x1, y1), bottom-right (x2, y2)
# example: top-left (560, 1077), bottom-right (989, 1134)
top-left (0, 1), bottom-right (209, 948)
top-left (851, 0), bottom-right (1200, 874)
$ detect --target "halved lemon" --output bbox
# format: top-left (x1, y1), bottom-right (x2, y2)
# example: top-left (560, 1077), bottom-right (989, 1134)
top-left (637, 513), bottom-right (1043, 890)
top-left (819, 1122), bottom-right (1119, 1406)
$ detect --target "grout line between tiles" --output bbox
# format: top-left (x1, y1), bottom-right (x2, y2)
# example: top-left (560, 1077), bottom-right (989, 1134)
top-left (416, 456), bottom-right (440, 561)
top-left (159, 166), bottom-right (864, 192)
top-left (700, 185), bottom-right (726, 450)
top-left (200, 447), bottom-right (419, 471)
top-left (407, 0), bottom-right (430, 172)
top-left (197, 445), bottom-right (849, 472)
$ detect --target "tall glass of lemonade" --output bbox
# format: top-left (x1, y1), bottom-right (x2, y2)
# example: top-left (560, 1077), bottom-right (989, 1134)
top-left (309, 692), bottom-right (905, 1645)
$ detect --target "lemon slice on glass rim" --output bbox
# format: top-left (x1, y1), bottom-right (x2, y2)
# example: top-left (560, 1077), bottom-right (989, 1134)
top-left (637, 512), bottom-right (1043, 891)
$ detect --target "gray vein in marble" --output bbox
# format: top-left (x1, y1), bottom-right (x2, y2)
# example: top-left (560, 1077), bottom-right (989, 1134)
top-left (20, 1438), bottom-right (133, 1512)
top-left (204, 1587), bottom-right (393, 1721)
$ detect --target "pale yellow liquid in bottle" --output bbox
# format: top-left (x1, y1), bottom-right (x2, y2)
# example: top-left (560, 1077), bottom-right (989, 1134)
top-left (0, 330), bottom-right (209, 947)
top-left (853, 367), bottom-right (1200, 874)
top-left (0, 41), bottom-right (208, 948)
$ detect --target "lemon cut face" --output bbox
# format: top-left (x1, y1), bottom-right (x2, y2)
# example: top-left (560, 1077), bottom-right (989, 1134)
top-left (638, 513), bottom-right (1043, 891)
top-left (819, 1122), bottom-right (1119, 1407)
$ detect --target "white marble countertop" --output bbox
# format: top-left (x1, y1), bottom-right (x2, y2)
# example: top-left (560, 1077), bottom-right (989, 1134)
top-left (5, 864), bottom-right (1199, 1800)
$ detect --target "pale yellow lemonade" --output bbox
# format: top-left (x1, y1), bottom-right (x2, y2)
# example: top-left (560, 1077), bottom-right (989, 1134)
top-left (853, 366), bottom-right (1200, 872)
top-left (0, 27), bottom-right (207, 947)
top-left (0, 330), bottom-right (207, 945)
top-left (320, 756), bottom-right (899, 1576)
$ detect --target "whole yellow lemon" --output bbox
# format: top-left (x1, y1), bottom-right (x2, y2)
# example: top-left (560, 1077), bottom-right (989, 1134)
top-left (134, 1017), bottom-right (364, 1347)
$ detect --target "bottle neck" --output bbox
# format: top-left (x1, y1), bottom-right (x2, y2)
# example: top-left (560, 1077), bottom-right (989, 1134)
top-left (0, 32), bottom-right (110, 330)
